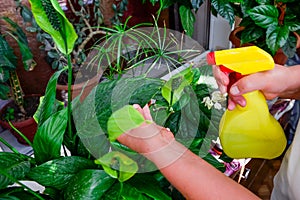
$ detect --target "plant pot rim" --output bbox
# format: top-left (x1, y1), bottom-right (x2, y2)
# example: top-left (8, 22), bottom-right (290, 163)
top-left (56, 73), bottom-right (100, 90)
top-left (0, 94), bottom-right (41, 125)
top-left (0, 94), bottom-right (40, 144)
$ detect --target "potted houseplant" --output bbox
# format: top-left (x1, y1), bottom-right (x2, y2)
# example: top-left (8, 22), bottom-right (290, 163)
top-left (33, 0), bottom-right (129, 101)
top-left (209, 0), bottom-right (300, 65)
top-left (0, 61), bottom-right (229, 199)
top-left (0, 0), bottom-right (230, 197)
top-left (0, 15), bottom-right (40, 144)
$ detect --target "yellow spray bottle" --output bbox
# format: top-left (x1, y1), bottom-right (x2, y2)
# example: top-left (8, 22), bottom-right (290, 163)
top-left (207, 46), bottom-right (287, 159)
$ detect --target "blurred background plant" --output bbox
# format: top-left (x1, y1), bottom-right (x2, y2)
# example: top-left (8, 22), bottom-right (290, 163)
top-left (0, 15), bottom-right (36, 114)
top-left (14, 0), bottom-right (128, 82)
top-left (213, 0), bottom-right (300, 60)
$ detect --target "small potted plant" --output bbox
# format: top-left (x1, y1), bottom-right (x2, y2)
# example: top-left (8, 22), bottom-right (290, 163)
top-left (0, 15), bottom-right (40, 144)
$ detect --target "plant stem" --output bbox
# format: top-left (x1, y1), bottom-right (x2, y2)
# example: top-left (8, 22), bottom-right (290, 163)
top-left (8, 121), bottom-right (33, 146)
top-left (0, 135), bottom-right (20, 154)
top-left (118, 181), bottom-right (123, 200)
top-left (67, 54), bottom-right (72, 138)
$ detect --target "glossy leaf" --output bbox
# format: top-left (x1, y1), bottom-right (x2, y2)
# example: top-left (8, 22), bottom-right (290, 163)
top-left (287, 21), bottom-right (300, 32)
top-left (162, 67), bottom-right (194, 106)
top-left (27, 156), bottom-right (97, 190)
top-left (211, 0), bottom-right (235, 26)
top-left (29, 0), bottom-right (77, 54)
top-left (0, 187), bottom-right (47, 200)
top-left (266, 25), bottom-right (289, 55)
top-left (34, 68), bottom-right (66, 124)
top-left (95, 77), bottom-right (163, 133)
top-left (96, 151), bottom-right (138, 182)
top-left (107, 105), bottom-right (146, 142)
top-left (241, 25), bottom-right (265, 44)
top-left (95, 80), bottom-right (118, 133)
top-left (2, 17), bottom-right (35, 71)
top-left (165, 87), bottom-right (200, 139)
top-left (282, 34), bottom-right (297, 58)
top-left (33, 108), bottom-right (68, 164)
top-left (0, 152), bottom-right (31, 189)
top-left (248, 5), bottom-right (278, 28)
top-left (0, 35), bottom-right (17, 70)
top-left (62, 169), bottom-right (115, 200)
top-left (73, 87), bottom-right (110, 158)
top-left (103, 182), bottom-right (150, 200)
top-left (127, 174), bottom-right (172, 200)
top-left (179, 5), bottom-right (195, 36)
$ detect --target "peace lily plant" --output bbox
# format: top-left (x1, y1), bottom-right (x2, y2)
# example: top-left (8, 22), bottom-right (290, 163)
top-left (0, 0), bottom-right (227, 199)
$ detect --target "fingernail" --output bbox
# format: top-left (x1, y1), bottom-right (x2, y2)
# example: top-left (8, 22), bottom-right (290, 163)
top-left (133, 104), bottom-right (139, 109)
top-left (237, 100), bottom-right (246, 107)
top-left (227, 103), bottom-right (235, 111)
top-left (230, 86), bottom-right (240, 95)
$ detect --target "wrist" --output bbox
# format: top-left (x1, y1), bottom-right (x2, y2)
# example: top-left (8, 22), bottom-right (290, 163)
top-left (141, 125), bottom-right (175, 154)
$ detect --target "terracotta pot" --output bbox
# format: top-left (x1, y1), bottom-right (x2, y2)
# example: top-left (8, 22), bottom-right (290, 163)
top-left (229, 26), bottom-right (292, 65)
top-left (56, 74), bottom-right (100, 102)
top-left (0, 95), bottom-right (40, 145)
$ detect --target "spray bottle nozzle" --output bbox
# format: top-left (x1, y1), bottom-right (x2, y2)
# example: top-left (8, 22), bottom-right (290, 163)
top-left (206, 46), bottom-right (274, 75)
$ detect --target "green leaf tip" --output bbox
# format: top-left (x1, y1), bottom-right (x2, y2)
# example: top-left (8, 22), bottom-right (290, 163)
top-left (95, 151), bottom-right (138, 182)
top-left (107, 105), bottom-right (147, 142)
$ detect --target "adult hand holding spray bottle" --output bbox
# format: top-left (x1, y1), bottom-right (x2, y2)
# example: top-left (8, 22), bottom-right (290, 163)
top-left (207, 46), bottom-right (287, 159)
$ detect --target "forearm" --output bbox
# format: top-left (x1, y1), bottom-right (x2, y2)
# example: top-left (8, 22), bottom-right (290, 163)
top-left (282, 65), bottom-right (300, 99)
top-left (144, 141), bottom-right (259, 200)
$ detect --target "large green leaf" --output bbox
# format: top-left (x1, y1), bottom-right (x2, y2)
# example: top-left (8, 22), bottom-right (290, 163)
top-left (95, 80), bottom-right (118, 133)
top-left (0, 187), bottom-right (47, 200)
top-left (33, 108), bottom-right (68, 164)
top-left (62, 169), bottom-right (115, 200)
top-left (164, 86), bottom-right (200, 140)
top-left (0, 35), bottom-right (17, 70)
top-left (27, 156), bottom-right (97, 190)
top-left (107, 105), bottom-right (147, 142)
top-left (240, 25), bottom-right (265, 44)
top-left (179, 5), bottom-right (195, 36)
top-left (96, 151), bottom-right (138, 182)
top-left (127, 174), bottom-right (172, 200)
top-left (248, 5), bottom-right (278, 28)
top-left (103, 182), bottom-right (150, 200)
top-left (73, 87), bottom-right (111, 159)
top-left (266, 25), bottom-right (289, 55)
top-left (162, 67), bottom-right (194, 106)
top-left (211, 0), bottom-right (235, 26)
top-left (282, 34), bottom-right (297, 58)
top-left (287, 21), bottom-right (300, 32)
top-left (34, 67), bottom-right (66, 125)
top-left (95, 77), bottom-right (163, 133)
top-left (0, 153), bottom-right (31, 189)
top-left (28, 0), bottom-right (77, 54)
top-left (2, 17), bottom-right (35, 71)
